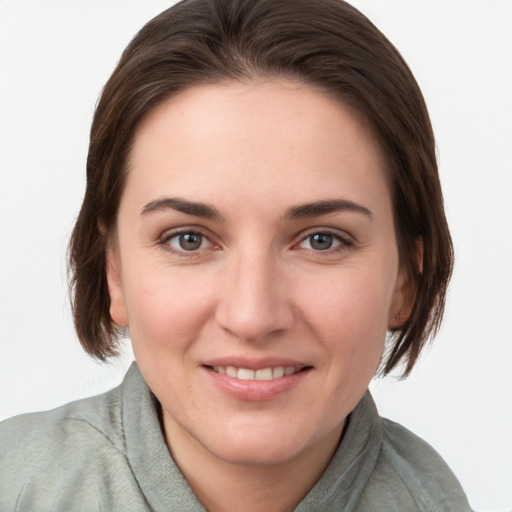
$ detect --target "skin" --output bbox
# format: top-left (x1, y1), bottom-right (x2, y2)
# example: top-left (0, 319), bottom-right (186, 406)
top-left (107, 80), bottom-right (414, 512)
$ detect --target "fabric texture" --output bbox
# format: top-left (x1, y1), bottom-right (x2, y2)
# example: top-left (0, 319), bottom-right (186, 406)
top-left (0, 363), bottom-right (472, 511)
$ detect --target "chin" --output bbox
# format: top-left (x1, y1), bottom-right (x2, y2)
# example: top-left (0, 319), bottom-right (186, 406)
top-left (211, 436), bottom-right (308, 466)
top-left (198, 416), bottom-right (333, 467)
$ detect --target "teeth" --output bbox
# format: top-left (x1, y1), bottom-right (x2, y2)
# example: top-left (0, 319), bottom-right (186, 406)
top-left (226, 366), bottom-right (237, 378)
top-left (238, 368), bottom-right (255, 380)
top-left (272, 366), bottom-right (285, 378)
top-left (211, 365), bottom-right (298, 380)
top-left (255, 368), bottom-right (272, 380)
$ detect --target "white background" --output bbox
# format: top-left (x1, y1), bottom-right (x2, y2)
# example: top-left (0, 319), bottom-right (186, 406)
top-left (0, 1), bottom-right (511, 510)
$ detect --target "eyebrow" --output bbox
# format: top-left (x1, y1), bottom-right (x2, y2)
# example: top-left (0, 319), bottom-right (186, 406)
top-left (284, 199), bottom-right (373, 219)
top-left (140, 197), bottom-right (224, 220)
top-left (140, 197), bottom-right (372, 221)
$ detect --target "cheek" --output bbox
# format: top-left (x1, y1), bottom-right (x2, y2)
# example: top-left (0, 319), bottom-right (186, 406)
top-left (299, 267), bottom-right (392, 356)
top-left (123, 268), bottom-right (217, 354)
top-left (290, 267), bottom-right (394, 419)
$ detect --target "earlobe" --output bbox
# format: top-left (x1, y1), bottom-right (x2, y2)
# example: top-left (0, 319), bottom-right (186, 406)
top-left (388, 239), bottom-right (423, 329)
top-left (106, 248), bottom-right (129, 327)
top-left (416, 238), bottom-right (424, 274)
top-left (388, 271), bottom-right (415, 329)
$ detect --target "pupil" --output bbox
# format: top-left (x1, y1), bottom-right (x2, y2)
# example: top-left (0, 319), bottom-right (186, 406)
top-left (311, 233), bottom-right (332, 250)
top-left (179, 233), bottom-right (202, 250)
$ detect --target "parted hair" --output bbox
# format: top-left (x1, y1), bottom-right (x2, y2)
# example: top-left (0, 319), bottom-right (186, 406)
top-left (69, 0), bottom-right (453, 377)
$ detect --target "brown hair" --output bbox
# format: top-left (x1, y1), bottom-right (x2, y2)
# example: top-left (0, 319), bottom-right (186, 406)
top-left (69, 0), bottom-right (453, 376)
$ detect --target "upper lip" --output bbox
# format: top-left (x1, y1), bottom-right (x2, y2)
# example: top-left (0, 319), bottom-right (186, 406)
top-left (202, 357), bottom-right (311, 371)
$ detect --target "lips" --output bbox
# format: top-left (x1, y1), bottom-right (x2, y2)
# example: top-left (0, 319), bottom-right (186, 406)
top-left (203, 360), bottom-right (312, 401)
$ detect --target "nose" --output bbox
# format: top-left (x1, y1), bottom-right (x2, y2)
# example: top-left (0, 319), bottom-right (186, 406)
top-left (215, 248), bottom-right (295, 342)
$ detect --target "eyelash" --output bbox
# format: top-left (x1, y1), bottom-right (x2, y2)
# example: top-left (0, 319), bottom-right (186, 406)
top-left (295, 229), bottom-right (354, 255)
top-left (158, 228), bottom-right (354, 256)
top-left (158, 229), bottom-right (217, 257)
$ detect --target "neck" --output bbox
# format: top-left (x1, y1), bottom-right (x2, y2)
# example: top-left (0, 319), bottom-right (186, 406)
top-left (163, 416), bottom-right (344, 512)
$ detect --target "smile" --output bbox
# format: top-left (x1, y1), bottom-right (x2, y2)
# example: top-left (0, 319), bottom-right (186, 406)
top-left (211, 366), bottom-right (299, 380)
top-left (204, 363), bottom-right (313, 401)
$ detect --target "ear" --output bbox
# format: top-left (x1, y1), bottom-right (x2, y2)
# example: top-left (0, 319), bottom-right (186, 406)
top-left (388, 239), bottom-right (423, 329)
top-left (106, 247), bottom-right (129, 327)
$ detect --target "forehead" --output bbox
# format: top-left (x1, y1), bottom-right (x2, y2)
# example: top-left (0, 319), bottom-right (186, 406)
top-left (124, 80), bottom-right (390, 216)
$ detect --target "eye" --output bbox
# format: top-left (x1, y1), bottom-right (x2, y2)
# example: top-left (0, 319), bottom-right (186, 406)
top-left (164, 231), bottom-right (213, 252)
top-left (298, 231), bottom-right (351, 251)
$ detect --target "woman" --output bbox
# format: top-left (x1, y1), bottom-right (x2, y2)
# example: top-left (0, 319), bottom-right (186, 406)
top-left (0, 0), bottom-right (472, 510)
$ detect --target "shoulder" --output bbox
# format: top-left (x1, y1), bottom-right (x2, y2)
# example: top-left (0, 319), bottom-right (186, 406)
top-left (1, 381), bottom-right (125, 453)
top-left (367, 417), bottom-right (473, 511)
top-left (0, 382), bottom-right (125, 467)
top-left (0, 373), bottom-right (149, 511)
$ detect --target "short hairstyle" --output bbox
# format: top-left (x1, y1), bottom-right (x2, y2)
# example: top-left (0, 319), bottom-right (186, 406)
top-left (69, 0), bottom-right (453, 377)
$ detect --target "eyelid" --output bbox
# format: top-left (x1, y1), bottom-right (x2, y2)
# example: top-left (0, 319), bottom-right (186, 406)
top-left (156, 225), bottom-right (355, 255)
top-left (294, 227), bottom-right (355, 251)
top-left (158, 226), bottom-right (220, 255)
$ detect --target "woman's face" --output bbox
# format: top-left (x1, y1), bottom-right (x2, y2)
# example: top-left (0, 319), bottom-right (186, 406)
top-left (107, 81), bottom-right (411, 467)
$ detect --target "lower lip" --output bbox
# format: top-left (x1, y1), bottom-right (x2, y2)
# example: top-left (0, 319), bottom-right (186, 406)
top-left (203, 367), bottom-right (312, 401)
